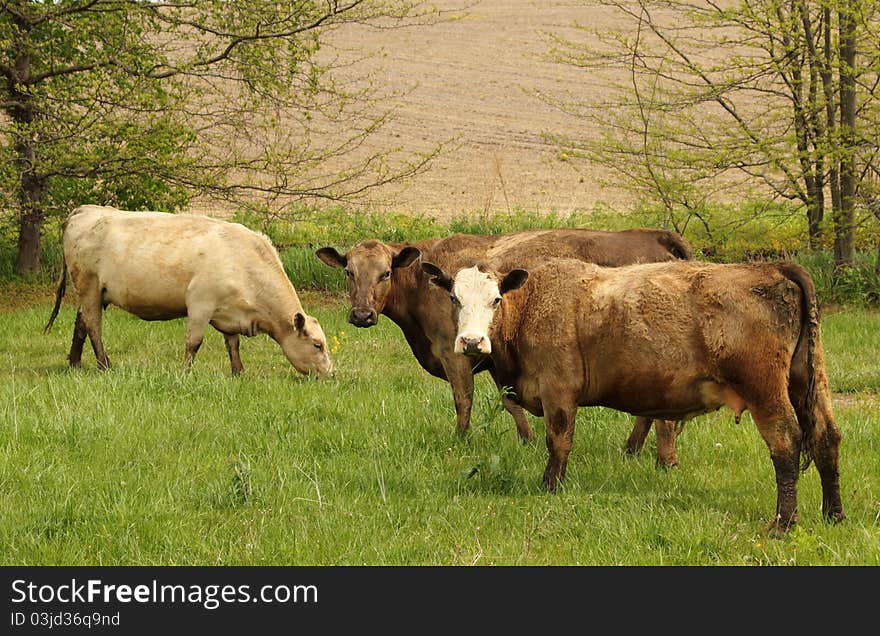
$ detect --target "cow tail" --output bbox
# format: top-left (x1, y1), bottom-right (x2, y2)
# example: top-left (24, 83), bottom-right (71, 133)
top-left (658, 231), bottom-right (693, 261)
top-left (44, 252), bottom-right (67, 334)
top-left (778, 262), bottom-right (819, 472)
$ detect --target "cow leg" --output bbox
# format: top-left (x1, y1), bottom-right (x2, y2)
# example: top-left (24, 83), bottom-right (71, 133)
top-left (794, 386), bottom-right (845, 524)
top-left (623, 418), bottom-right (678, 466)
top-left (183, 311), bottom-right (212, 371)
top-left (624, 417), bottom-right (652, 456)
top-left (440, 355), bottom-right (476, 434)
top-left (503, 396), bottom-right (535, 442)
top-left (224, 333), bottom-right (244, 376)
top-left (813, 395), bottom-right (845, 523)
top-left (789, 346), bottom-right (845, 523)
top-left (79, 291), bottom-right (111, 370)
top-left (542, 401), bottom-right (578, 493)
top-left (654, 419), bottom-right (679, 468)
top-left (67, 309), bottom-right (88, 369)
top-left (751, 400), bottom-right (803, 535)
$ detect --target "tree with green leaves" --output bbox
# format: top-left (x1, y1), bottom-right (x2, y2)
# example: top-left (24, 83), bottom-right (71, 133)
top-left (1, 0), bottom-right (440, 274)
top-left (543, 0), bottom-right (879, 269)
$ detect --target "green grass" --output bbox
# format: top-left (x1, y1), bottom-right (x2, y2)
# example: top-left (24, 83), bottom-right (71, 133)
top-left (1, 295), bottom-right (878, 565)
top-left (821, 309), bottom-right (880, 392)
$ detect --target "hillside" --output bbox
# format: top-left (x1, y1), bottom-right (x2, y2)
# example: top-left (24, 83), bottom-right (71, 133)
top-left (311, 0), bottom-right (634, 218)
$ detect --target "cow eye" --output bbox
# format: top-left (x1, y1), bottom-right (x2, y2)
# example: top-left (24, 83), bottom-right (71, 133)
top-left (313, 342), bottom-right (323, 350)
top-left (379, 270), bottom-right (391, 281)
top-left (344, 269), bottom-right (354, 278)
top-left (449, 295), bottom-right (460, 306)
top-left (493, 297), bottom-right (502, 306)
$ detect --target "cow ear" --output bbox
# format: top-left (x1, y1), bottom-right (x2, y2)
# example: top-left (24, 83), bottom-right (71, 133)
top-left (421, 262), bottom-right (453, 292)
top-left (293, 312), bottom-right (306, 333)
top-left (392, 246), bottom-right (420, 269)
top-left (500, 269), bottom-right (529, 295)
top-left (315, 247), bottom-right (347, 269)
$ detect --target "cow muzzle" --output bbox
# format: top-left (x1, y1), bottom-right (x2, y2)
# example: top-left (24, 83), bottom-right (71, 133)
top-left (349, 307), bottom-right (378, 328)
top-left (456, 335), bottom-right (490, 356)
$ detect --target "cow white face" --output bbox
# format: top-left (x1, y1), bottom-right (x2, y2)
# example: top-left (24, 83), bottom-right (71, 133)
top-left (451, 266), bottom-right (502, 354)
top-left (422, 263), bottom-right (529, 356)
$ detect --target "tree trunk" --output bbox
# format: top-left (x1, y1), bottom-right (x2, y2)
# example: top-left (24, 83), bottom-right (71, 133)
top-left (807, 198), bottom-right (823, 249)
top-left (12, 138), bottom-right (47, 275)
top-left (835, 0), bottom-right (857, 270)
top-left (5, 20), bottom-right (48, 275)
top-left (15, 210), bottom-right (43, 274)
top-left (822, 6), bottom-right (841, 250)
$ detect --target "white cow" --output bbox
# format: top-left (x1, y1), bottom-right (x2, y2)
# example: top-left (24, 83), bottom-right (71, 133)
top-left (45, 205), bottom-right (334, 376)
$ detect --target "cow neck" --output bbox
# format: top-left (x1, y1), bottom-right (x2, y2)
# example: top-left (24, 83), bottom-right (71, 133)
top-left (260, 278), bottom-right (304, 342)
top-left (493, 285), bottom-right (529, 364)
top-left (380, 240), bottom-right (432, 331)
top-left (381, 258), bottom-right (420, 330)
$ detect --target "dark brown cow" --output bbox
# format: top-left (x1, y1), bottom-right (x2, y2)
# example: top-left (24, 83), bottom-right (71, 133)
top-left (316, 228), bottom-right (691, 461)
top-left (422, 258), bottom-right (844, 533)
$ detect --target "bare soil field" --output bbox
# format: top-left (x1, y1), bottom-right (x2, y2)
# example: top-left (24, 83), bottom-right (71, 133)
top-left (314, 0), bottom-right (634, 218)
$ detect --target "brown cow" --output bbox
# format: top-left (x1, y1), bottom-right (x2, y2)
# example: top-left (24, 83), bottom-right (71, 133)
top-left (316, 228), bottom-right (691, 462)
top-left (44, 205), bottom-right (334, 376)
top-left (421, 258), bottom-right (845, 533)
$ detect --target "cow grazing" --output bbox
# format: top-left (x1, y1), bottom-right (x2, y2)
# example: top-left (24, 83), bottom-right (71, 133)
top-left (44, 205), bottom-right (334, 377)
top-left (316, 228), bottom-right (691, 463)
top-left (422, 258), bottom-right (844, 533)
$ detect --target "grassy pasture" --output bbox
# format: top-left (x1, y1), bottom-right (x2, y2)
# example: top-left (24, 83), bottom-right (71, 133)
top-left (0, 293), bottom-right (878, 566)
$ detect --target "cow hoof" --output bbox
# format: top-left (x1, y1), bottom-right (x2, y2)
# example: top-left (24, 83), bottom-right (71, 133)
top-left (766, 516), bottom-right (798, 538)
top-left (518, 430), bottom-right (537, 445)
top-left (824, 509), bottom-right (846, 524)
top-left (542, 472), bottom-right (561, 493)
top-left (655, 459), bottom-right (678, 470)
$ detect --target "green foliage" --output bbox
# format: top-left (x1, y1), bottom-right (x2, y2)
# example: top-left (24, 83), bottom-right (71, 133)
top-left (243, 201), bottom-right (878, 307)
top-left (543, 0), bottom-right (880, 268)
top-left (797, 252), bottom-right (880, 308)
top-left (636, 200), bottom-right (813, 261)
top-left (231, 206), bottom-right (447, 249)
top-left (4, 198), bottom-right (877, 306)
top-left (280, 247), bottom-right (347, 292)
top-left (0, 2), bottom-right (198, 220)
top-left (447, 209), bottom-right (576, 234)
top-left (1, 1), bottom-right (438, 272)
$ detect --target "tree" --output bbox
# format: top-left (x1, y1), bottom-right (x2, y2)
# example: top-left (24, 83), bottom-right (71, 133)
top-left (542, 0), bottom-right (880, 268)
top-left (0, 0), bottom-right (441, 274)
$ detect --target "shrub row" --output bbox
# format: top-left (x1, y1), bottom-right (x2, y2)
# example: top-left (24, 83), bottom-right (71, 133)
top-left (269, 203), bottom-right (880, 307)
top-left (1, 201), bottom-right (877, 307)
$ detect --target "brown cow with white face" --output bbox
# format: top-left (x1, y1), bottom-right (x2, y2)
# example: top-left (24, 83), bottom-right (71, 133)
top-left (44, 205), bottom-right (334, 377)
top-left (422, 258), bottom-right (845, 534)
top-left (316, 228), bottom-right (692, 464)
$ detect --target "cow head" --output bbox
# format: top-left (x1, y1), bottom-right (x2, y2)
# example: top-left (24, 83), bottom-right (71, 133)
top-left (316, 241), bottom-right (420, 328)
top-left (422, 262), bottom-right (528, 356)
top-left (279, 312), bottom-right (335, 377)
